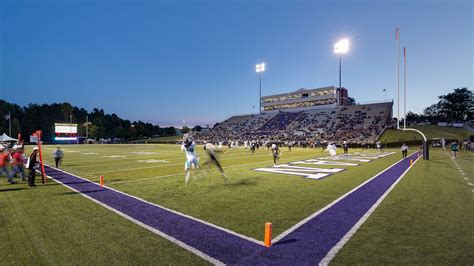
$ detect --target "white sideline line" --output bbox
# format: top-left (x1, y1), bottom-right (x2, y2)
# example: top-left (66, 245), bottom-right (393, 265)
top-left (46, 165), bottom-right (265, 247)
top-left (44, 170), bottom-right (224, 265)
top-left (319, 154), bottom-right (421, 266)
top-left (272, 152), bottom-right (416, 243)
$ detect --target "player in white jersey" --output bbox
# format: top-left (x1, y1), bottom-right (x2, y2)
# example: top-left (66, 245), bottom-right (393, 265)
top-left (181, 135), bottom-right (199, 185)
top-left (326, 142), bottom-right (338, 159)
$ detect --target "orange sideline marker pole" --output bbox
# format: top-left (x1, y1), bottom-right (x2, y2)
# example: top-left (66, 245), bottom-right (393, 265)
top-left (264, 222), bottom-right (272, 247)
top-left (100, 175), bottom-right (104, 187)
top-left (410, 159), bottom-right (413, 166)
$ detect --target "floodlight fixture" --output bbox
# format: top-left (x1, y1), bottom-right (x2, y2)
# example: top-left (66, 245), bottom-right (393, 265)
top-left (256, 63), bottom-right (265, 73)
top-left (334, 39), bottom-right (350, 54)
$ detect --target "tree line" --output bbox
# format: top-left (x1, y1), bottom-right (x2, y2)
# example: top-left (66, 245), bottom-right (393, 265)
top-left (406, 87), bottom-right (473, 124)
top-left (0, 100), bottom-right (177, 142)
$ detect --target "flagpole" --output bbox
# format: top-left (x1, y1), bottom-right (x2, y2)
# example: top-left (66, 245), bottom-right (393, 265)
top-left (396, 27), bottom-right (400, 130)
top-left (404, 46), bottom-right (407, 129)
top-left (8, 111), bottom-right (11, 136)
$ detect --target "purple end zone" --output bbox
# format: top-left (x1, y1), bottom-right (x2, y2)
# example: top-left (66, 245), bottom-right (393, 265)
top-left (44, 166), bottom-right (264, 264)
top-left (44, 152), bottom-right (420, 264)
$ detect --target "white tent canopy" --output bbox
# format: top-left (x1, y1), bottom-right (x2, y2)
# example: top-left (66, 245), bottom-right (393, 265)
top-left (0, 133), bottom-right (18, 142)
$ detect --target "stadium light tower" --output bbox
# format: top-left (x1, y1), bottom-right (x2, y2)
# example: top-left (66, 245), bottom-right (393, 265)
top-left (334, 39), bottom-right (350, 89)
top-left (256, 63), bottom-right (265, 114)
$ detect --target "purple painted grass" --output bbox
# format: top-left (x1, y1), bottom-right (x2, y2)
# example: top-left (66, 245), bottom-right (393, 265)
top-left (45, 152), bottom-right (419, 264)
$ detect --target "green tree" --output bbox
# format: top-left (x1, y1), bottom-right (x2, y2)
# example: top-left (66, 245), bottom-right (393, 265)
top-left (181, 126), bottom-right (190, 134)
top-left (437, 87), bottom-right (473, 121)
top-left (346, 97), bottom-right (356, 106)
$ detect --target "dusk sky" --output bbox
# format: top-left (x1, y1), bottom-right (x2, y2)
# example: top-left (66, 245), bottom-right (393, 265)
top-left (1, 0), bottom-right (472, 127)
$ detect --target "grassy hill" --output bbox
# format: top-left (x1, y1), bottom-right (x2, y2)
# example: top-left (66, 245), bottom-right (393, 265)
top-left (378, 125), bottom-right (472, 143)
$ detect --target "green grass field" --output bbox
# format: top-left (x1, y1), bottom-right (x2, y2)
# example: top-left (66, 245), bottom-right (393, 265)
top-left (379, 125), bottom-right (471, 143)
top-left (1, 144), bottom-right (472, 264)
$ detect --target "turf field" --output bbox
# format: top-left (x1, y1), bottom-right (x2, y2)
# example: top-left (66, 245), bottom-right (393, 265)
top-left (1, 144), bottom-right (473, 264)
top-left (379, 125), bottom-right (471, 143)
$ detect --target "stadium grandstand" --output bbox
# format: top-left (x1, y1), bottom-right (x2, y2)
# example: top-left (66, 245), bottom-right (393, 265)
top-left (198, 86), bottom-right (393, 144)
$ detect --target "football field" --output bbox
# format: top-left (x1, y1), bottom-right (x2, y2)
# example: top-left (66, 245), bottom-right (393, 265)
top-left (1, 144), bottom-right (473, 264)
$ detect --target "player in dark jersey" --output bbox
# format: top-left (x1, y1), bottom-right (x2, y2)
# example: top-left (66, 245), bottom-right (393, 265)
top-left (343, 141), bottom-right (349, 155)
top-left (271, 143), bottom-right (280, 165)
top-left (203, 143), bottom-right (228, 183)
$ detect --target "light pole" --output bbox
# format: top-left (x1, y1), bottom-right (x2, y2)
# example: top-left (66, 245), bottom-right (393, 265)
top-left (256, 63), bottom-right (265, 114)
top-left (403, 46), bottom-right (407, 129)
top-left (334, 39), bottom-right (349, 89)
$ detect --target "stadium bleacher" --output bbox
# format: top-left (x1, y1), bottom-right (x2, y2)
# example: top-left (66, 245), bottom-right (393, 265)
top-left (198, 102), bottom-right (393, 145)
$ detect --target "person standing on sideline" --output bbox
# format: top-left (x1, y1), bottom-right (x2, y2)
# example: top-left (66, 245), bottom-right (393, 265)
top-left (28, 147), bottom-right (39, 187)
top-left (451, 141), bottom-right (458, 158)
top-left (463, 139), bottom-right (469, 151)
top-left (53, 146), bottom-right (64, 168)
top-left (441, 138), bottom-right (446, 150)
top-left (271, 143), bottom-right (280, 165)
top-left (343, 141), bottom-right (349, 155)
top-left (401, 143), bottom-right (408, 158)
top-left (0, 146), bottom-right (16, 184)
top-left (11, 146), bottom-right (26, 181)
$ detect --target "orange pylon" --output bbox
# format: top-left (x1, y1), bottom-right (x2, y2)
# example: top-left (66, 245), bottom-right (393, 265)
top-left (264, 222), bottom-right (272, 247)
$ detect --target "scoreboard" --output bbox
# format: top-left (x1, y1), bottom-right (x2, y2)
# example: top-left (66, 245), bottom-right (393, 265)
top-left (55, 123), bottom-right (78, 141)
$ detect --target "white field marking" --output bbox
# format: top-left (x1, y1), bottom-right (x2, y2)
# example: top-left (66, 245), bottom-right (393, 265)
top-left (273, 164), bottom-right (345, 173)
top-left (108, 154), bottom-right (325, 185)
top-left (272, 152), bottom-right (416, 243)
top-left (89, 152), bottom-right (315, 175)
top-left (130, 151), bottom-right (159, 155)
top-left (319, 154), bottom-right (421, 266)
top-left (82, 152), bottom-right (99, 155)
top-left (43, 170), bottom-right (223, 265)
top-left (292, 159), bottom-right (359, 166)
top-left (468, 183), bottom-right (473, 186)
top-left (461, 173), bottom-right (466, 176)
top-left (46, 165), bottom-right (265, 247)
top-left (102, 155), bottom-right (126, 158)
top-left (253, 168), bottom-right (331, 180)
top-left (224, 148), bottom-right (235, 154)
top-left (136, 159), bottom-right (169, 164)
top-left (464, 177), bottom-right (469, 181)
top-left (320, 156), bottom-right (371, 163)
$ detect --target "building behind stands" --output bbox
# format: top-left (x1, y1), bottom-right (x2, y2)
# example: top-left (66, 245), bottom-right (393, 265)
top-left (261, 86), bottom-right (348, 112)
